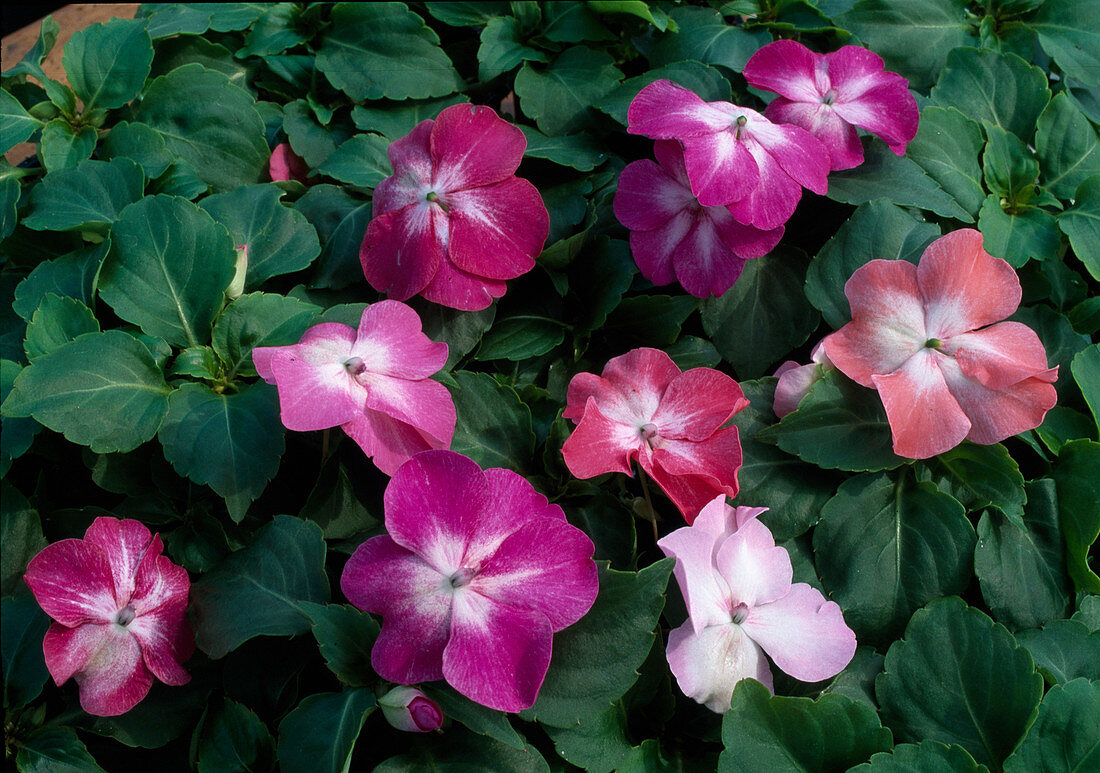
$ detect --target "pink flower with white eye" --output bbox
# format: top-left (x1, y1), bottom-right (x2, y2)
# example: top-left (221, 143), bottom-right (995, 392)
top-left (378, 686), bottom-right (443, 733)
top-left (360, 104), bottom-right (549, 311)
top-left (23, 517), bottom-right (194, 717)
top-left (268, 143), bottom-right (310, 184)
top-left (744, 41), bottom-right (919, 172)
top-left (340, 451), bottom-right (598, 712)
top-left (627, 80), bottom-right (830, 229)
top-left (822, 229), bottom-right (1058, 459)
top-left (561, 347), bottom-right (749, 524)
top-left (252, 300), bottom-right (455, 476)
top-left (658, 496), bottom-right (856, 713)
top-left (613, 140), bottom-right (783, 298)
top-left (772, 340), bottom-right (833, 418)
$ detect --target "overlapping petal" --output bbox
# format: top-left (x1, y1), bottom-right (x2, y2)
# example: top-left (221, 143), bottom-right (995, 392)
top-left (43, 622), bottom-right (154, 717)
top-left (666, 622), bottom-right (773, 713)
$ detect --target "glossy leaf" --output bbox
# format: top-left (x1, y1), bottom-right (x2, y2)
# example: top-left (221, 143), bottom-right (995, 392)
top-left (276, 690), bottom-right (375, 773)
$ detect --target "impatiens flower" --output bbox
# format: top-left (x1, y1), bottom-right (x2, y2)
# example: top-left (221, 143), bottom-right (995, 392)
top-left (822, 229), bottom-right (1057, 459)
top-left (378, 686), bottom-right (444, 732)
top-left (772, 341), bottom-right (833, 418)
top-left (253, 301), bottom-right (455, 475)
top-left (341, 450), bottom-right (598, 712)
top-left (561, 347), bottom-right (749, 524)
top-left (627, 79), bottom-right (830, 229)
top-left (614, 140), bottom-right (783, 298)
top-left (744, 41), bottom-right (919, 172)
top-left (23, 517), bottom-right (194, 717)
top-left (268, 142), bottom-right (310, 184)
top-left (658, 497), bottom-right (856, 712)
top-left (360, 104), bottom-right (549, 311)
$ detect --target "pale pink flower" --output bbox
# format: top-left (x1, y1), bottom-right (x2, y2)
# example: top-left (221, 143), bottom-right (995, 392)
top-left (23, 517), bottom-right (194, 717)
top-left (341, 451), bottom-right (598, 712)
top-left (360, 104), bottom-right (549, 311)
top-left (268, 143), bottom-right (310, 184)
top-left (744, 41), bottom-right (919, 171)
top-left (822, 229), bottom-right (1057, 459)
top-left (658, 497), bottom-right (856, 712)
top-left (772, 341), bottom-right (833, 418)
top-left (378, 686), bottom-right (444, 732)
top-left (253, 300), bottom-right (455, 475)
top-left (561, 348), bottom-right (748, 524)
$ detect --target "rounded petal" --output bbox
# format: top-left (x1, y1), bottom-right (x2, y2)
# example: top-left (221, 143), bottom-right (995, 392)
top-left (714, 208), bottom-right (784, 259)
top-left (128, 606), bottom-right (193, 686)
top-left (743, 40), bottom-right (826, 102)
top-left (649, 425), bottom-right (743, 522)
top-left (44, 622), bottom-right (154, 716)
top-left (351, 301), bottom-right (448, 379)
top-left (467, 467), bottom-right (569, 566)
top-left (266, 335), bottom-right (365, 432)
top-left (377, 121), bottom-right (434, 214)
top-left (268, 143), bottom-right (309, 184)
top-left (360, 374), bottom-right (456, 447)
top-left (827, 47), bottom-right (918, 153)
top-left (745, 119), bottom-right (831, 196)
top-left (430, 104), bottom-right (526, 191)
top-left (713, 519), bottom-right (792, 609)
top-left (627, 79), bottom-right (740, 138)
top-left (561, 397), bottom-right (642, 479)
top-left (765, 99), bottom-right (863, 171)
top-left (613, 157), bottom-right (694, 232)
top-left (360, 203), bottom-right (446, 301)
top-left (25, 539), bottom-right (117, 627)
top-left (629, 215), bottom-right (688, 288)
top-left (564, 348), bottom-right (681, 427)
top-left (946, 321), bottom-right (1057, 390)
top-left (938, 355), bottom-right (1058, 446)
top-left (691, 497), bottom-right (768, 538)
top-left (682, 130), bottom-right (759, 207)
top-left (658, 523), bottom-right (735, 633)
top-left (83, 517), bottom-right (159, 607)
top-left (773, 361), bottom-right (822, 418)
top-left (418, 254), bottom-right (507, 311)
top-left (446, 178), bottom-right (547, 280)
top-left (671, 215), bottom-right (749, 297)
top-left (342, 408), bottom-right (451, 476)
top-left (666, 621), bottom-right (773, 713)
top-left (652, 367), bottom-right (748, 441)
top-left (724, 142), bottom-right (806, 231)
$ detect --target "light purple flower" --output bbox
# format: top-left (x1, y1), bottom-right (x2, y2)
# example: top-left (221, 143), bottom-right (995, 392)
top-left (657, 497), bottom-right (856, 713)
top-left (340, 450), bottom-right (599, 712)
top-left (772, 340), bottom-right (833, 418)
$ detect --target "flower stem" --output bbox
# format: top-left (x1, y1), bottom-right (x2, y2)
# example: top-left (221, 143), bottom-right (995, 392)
top-left (635, 462), bottom-right (660, 544)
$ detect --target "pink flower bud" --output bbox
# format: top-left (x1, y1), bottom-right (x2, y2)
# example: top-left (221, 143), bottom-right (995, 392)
top-left (378, 686), bottom-right (443, 733)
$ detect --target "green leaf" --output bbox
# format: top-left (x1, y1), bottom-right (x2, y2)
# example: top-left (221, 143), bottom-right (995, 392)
top-left (22, 157), bottom-right (144, 233)
top-left (1059, 174), bottom-right (1100, 281)
top-left (876, 597), bottom-right (1044, 768)
top-left (827, 138), bottom-right (973, 221)
top-left (24, 294), bottom-right (99, 361)
top-left (540, 1), bottom-right (614, 43)
top-left (1027, 0), bottom-right (1100, 86)
top-left (199, 184), bottom-right (322, 288)
top-left (974, 479), bottom-right (1073, 630)
top-left (758, 370), bottom-right (906, 473)
top-left (238, 4), bottom-right (310, 58)
top-left (0, 160), bottom-right (19, 241)
top-left (2, 15), bottom-right (59, 79)
top-left (605, 295), bottom-right (697, 348)
top-left (62, 18), bottom-right (153, 110)
top-left (1015, 620), bottom-right (1100, 685)
top-left (521, 559), bottom-right (672, 727)
top-left (905, 107), bottom-right (987, 218)
top-left (590, 0), bottom-right (672, 29)
top-left (316, 3), bottom-right (463, 101)
top-left (191, 515), bottom-right (329, 658)
top-left (422, 684), bottom-right (526, 750)
top-left (519, 126), bottom-right (607, 171)
top-left (545, 704), bottom-right (632, 773)
top-left (193, 698), bottom-right (275, 773)
top-left (0, 362), bottom-right (40, 476)
top-left (982, 122), bottom-right (1039, 200)
top-left (303, 603), bottom-right (378, 687)
top-left (514, 46), bottom-right (623, 136)
top-left (211, 292), bottom-right (320, 380)
top-left (1036, 406), bottom-right (1097, 455)
top-left (295, 186), bottom-right (371, 290)
top-left (820, 646), bottom-right (885, 709)
top-left (315, 134), bottom-right (393, 189)
top-left (2, 330), bottom-right (170, 453)
top-left (100, 195), bottom-right (236, 348)
top-left (299, 458), bottom-right (378, 540)
top-left (15, 727), bottom-right (106, 773)
top-left (1072, 345), bottom-right (1100, 432)
top-left (850, 741), bottom-right (988, 772)
top-left (701, 248), bottom-right (819, 379)
top-left (350, 95), bottom-right (469, 141)
top-left (719, 679), bottom-right (893, 772)
top-left (0, 483), bottom-right (45, 596)
top-left (814, 472), bottom-right (974, 644)
top-left (135, 63), bottom-right (268, 193)
top-left (919, 442), bottom-right (1026, 523)
top-left (1036, 93), bottom-right (1100, 200)
top-left (424, 2), bottom-right (510, 27)
top-left (375, 728), bottom-right (550, 772)
top-left (0, 88), bottom-right (44, 154)
top-left (138, 4), bottom-right (213, 37)
top-left (276, 690), bottom-right (375, 773)
top-left (1007, 678), bottom-right (1100, 772)
top-left (475, 316), bottom-right (565, 361)
top-left (99, 121), bottom-right (174, 179)
top-left (282, 99), bottom-right (345, 169)
top-left (449, 370), bottom-right (536, 472)
top-left (599, 61), bottom-right (731, 127)
top-left (168, 345), bottom-right (222, 381)
top-left (1011, 304), bottom-right (1091, 396)
top-left (1052, 439), bottom-right (1100, 593)
top-left (643, 5), bottom-right (771, 72)
top-left (2, 592), bottom-right (51, 709)
top-left (977, 195), bottom-right (1061, 268)
top-left (478, 16), bottom-right (549, 81)
top-left (13, 240), bottom-right (106, 320)
top-left (38, 120), bottom-right (97, 173)
top-left (805, 200), bottom-right (939, 329)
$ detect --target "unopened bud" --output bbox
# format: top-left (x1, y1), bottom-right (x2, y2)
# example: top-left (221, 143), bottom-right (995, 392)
top-left (378, 686), bottom-right (443, 733)
top-left (227, 245), bottom-right (248, 299)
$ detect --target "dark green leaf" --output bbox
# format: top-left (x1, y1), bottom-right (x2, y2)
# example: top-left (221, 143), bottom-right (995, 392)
top-left (850, 741), bottom-right (987, 772)
top-left (449, 370), bottom-right (536, 472)
top-left (931, 48), bottom-right (1050, 140)
top-left (1058, 174), bottom-right (1100, 281)
top-left (38, 120), bottom-right (97, 173)
top-left (99, 121), bottom-right (174, 179)
top-left (820, 647), bottom-right (885, 709)
top-left (1015, 620), bottom-right (1100, 685)
top-left (277, 690), bottom-right (375, 773)
top-left (350, 95), bottom-right (468, 141)
top-left (0, 483), bottom-right (45, 595)
top-left (422, 684), bottom-right (526, 750)
top-left (303, 603), bottom-right (378, 687)
top-left (23, 294), bottom-right (99, 361)
top-left (599, 61), bottom-right (730, 127)
top-left (519, 126), bottom-right (608, 171)
top-left (1036, 93), bottom-right (1100, 199)
top-left (0, 362), bottom-right (40, 476)
top-left (62, 18), bottom-right (153, 110)
top-left (375, 728), bottom-right (550, 772)
top-left (238, 4), bottom-right (309, 58)
top-left (211, 292), bottom-right (320, 380)
top-left (1072, 345), bottom-right (1100, 432)
top-left (545, 704), bottom-right (632, 773)
top-left (476, 316), bottom-right (565, 361)
top-left (299, 458), bottom-right (378, 540)
top-left (977, 195), bottom-right (1061, 268)
top-left (15, 727), bottom-right (106, 773)
top-left (478, 16), bottom-right (549, 81)
top-left (605, 295), bottom-right (697, 348)
top-left (540, 1), bottom-right (614, 43)
top-left (13, 241), bottom-right (104, 321)
top-left (0, 88), bottom-right (44, 154)
top-left (193, 698), bottom-right (275, 773)
top-left (282, 99), bottom-right (344, 169)
top-left (22, 157), bottom-right (144, 233)
top-left (982, 122), bottom-right (1039, 200)
top-left (315, 134), bottom-right (393, 189)
top-left (424, 2), bottom-right (510, 26)
top-left (920, 442), bottom-right (1026, 523)
top-left (1003, 678), bottom-right (1100, 773)
top-left (905, 107), bottom-right (986, 218)
top-left (1027, 0), bottom-right (1100, 86)
top-left (644, 6), bottom-right (771, 72)
top-left (168, 345), bottom-right (223, 381)
top-left (1052, 439), bottom-right (1100, 593)
top-left (514, 46), bottom-right (623, 136)
top-left (1, 592), bottom-right (50, 709)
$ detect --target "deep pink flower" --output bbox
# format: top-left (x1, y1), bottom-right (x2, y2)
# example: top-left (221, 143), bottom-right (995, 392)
top-left (613, 140), bottom-right (783, 298)
top-left (253, 300), bottom-right (455, 475)
top-left (772, 341), bottom-right (833, 418)
top-left (658, 497), bottom-right (856, 712)
top-left (23, 517), bottom-right (194, 717)
top-left (360, 104), bottom-right (549, 311)
top-left (341, 451), bottom-right (598, 712)
top-left (744, 41), bottom-right (919, 171)
top-left (822, 229), bottom-right (1057, 459)
top-left (627, 79), bottom-right (830, 229)
top-left (269, 143), bottom-right (310, 184)
top-left (561, 348), bottom-right (749, 524)
top-left (378, 686), bottom-right (444, 732)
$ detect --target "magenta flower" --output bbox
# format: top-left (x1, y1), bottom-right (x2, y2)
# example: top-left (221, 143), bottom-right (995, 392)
top-left (658, 497), bottom-right (856, 712)
top-left (772, 340), bottom-right (833, 418)
top-left (822, 229), bottom-right (1057, 459)
top-left (23, 517), bottom-right (194, 717)
top-left (613, 140), bottom-right (783, 298)
top-left (360, 104), bottom-right (550, 311)
top-left (340, 451), bottom-right (598, 712)
top-left (627, 79), bottom-right (830, 229)
top-left (253, 300), bottom-right (455, 475)
top-left (378, 686), bottom-right (444, 733)
top-left (561, 347), bottom-right (748, 524)
top-left (743, 41), bottom-right (919, 171)
top-left (268, 142), bottom-right (310, 184)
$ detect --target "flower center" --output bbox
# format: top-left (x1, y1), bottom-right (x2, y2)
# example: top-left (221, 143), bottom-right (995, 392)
top-left (344, 356), bottom-right (367, 376)
top-left (733, 114), bottom-right (747, 140)
top-left (822, 88), bottom-right (839, 106)
top-left (116, 604), bottom-right (137, 627)
top-left (924, 338), bottom-right (943, 350)
top-left (731, 603), bottom-right (749, 626)
top-left (425, 191), bottom-right (450, 212)
top-left (449, 567), bottom-right (477, 589)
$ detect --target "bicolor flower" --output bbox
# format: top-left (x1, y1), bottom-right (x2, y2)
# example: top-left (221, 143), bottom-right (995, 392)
top-left (743, 40), bottom-right (919, 171)
top-left (561, 347), bottom-right (748, 524)
top-left (613, 140), bottom-right (783, 298)
top-left (378, 686), bottom-right (444, 732)
top-left (341, 451), bottom-right (598, 712)
top-left (268, 143), bottom-right (310, 184)
top-left (360, 104), bottom-right (549, 311)
top-left (772, 341), bottom-right (833, 418)
top-left (253, 301), bottom-right (455, 475)
top-left (23, 517), bottom-right (194, 717)
top-left (658, 497), bottom-right (856, 713)
top-left (627, 79), bottom-right (830, 229)
top-left (822, 229), bottom-right (1057, 459)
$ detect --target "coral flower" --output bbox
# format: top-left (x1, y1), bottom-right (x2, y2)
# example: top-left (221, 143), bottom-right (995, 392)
top-left (822, 229), bottom-right (1057, 458)
top-left (744, 40), bottom-right (919, 171)
top-left (360, 104), bottom-right (549, 311)
top-left (562, 347), bottom-right (749, 524)
top-left (613, 140), bottom-right (783, 298)
top-left (627, 79), bottom-right (830, 229)
top-left (658, 497), bottom-right (856, 712)
top-left (268, 142), bottom-right (310, 184)
top-left (341, 451), bottom-right (598, 712)
top-left (23, 517), bottom-right (194, 716)
top-left (253, 300), bottom-right (455, 475)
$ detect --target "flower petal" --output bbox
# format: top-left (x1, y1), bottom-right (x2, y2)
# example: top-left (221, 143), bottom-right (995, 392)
top-left (360, 374), bottom-right (456, 447)
top-left (43, 622), bottom-right (153, 716)
top-left (83, 517), bottom-right (159, 607)
top-left (24, 539), bottom-right (117, 627)
top-left (671, 215), bottom-right (748, 297)
top-left (129, 553), bottom-right (193, 685)
top-left (648, 425), bottom-right (743, 522)
top-left (467, 467), bottom-right (569, 565)
top-left (561, 397), bottom-right (641, 478)
top-left (773, 361), bottom-right (822, 418)
top-left (666, 621), bottom-right (773, 713)
top-left (430, 104), bottom-right (526, 191)
top-left (765, 98), bottom-right (864, 171)
top-left (682, 130), bottom-right (759, 208)
top-left (360, 202), bottom-right (446, 301)
top-left (743, 40), bottom-right (826, 103)
top-left (938, 355), bottom-right (1058, 446)
top-left (658, 523), bottom-right (735, 633)
top-left (418, 253), bottom-right (507, 312)
top-left (342, 408), bottom-right (450, 476)
top-left (564, 348), bottom-right (681, 426)
top-left (652, 367), bottom-right (748, 441)
top-left (691, 497), bottom-right (768, 539)
top-left (446, 178), bottom-right (547, 280)
top-left (828, 47), bottom-right (918, 153)
top-left (745, 119), bottom-right (831, 196)
top-left (627, 79), bottom-right (740, 138)
top-left (713, 518), bottom-right (791, 608)
top-left (724, 142), bottom-right (806, 230)
top-left (629, 213), bottom-right (690, 288)
top-left (613, 156), bottom-right (693, 232)
top-left (264, 331), bottom-right (365, 432)
top-left (268, 143), bottom-right (310, 184)
top-left (945, 321), bottom-right (1057, 390)
top-left (351, 301), bottom-right (448, 380)
top-left (376, 120), bottom-right (434, 214)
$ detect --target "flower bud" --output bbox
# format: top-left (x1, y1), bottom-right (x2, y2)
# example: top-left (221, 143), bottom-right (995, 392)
top-left (378, 686), bottom-right (443, 733)
top-left (226, 245), bottom-right (248, 299)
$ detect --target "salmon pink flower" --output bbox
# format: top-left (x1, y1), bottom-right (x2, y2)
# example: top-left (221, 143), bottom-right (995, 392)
top-left (772, 341), bottom-right (833, 418)
top-left (268, 143), bottom-right (310, 184)
top-left (252, 300), bottom-right (455, 475)
top-left (23, 517), bottom-right (194, 717)
top-left (744, 41), bottom-right (919, 171)
top-left (627, 79), bottom-right (830, 229)
top-left (822, 229), bottom-right (1057, 459)
top-left (360, 104), bottom-right (549, 311)
top-left (613, 140), bottom-right (783, 298)
top-left (658, 497), bottom-right (856, 712)
top-left (341, 451), bottom-right (598, 712)
top-left (561, 348), bottom-right (749, 524)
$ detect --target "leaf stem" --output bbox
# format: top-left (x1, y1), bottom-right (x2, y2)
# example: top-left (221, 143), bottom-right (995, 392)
top-left (635, 461), bottom-right (660, 544)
